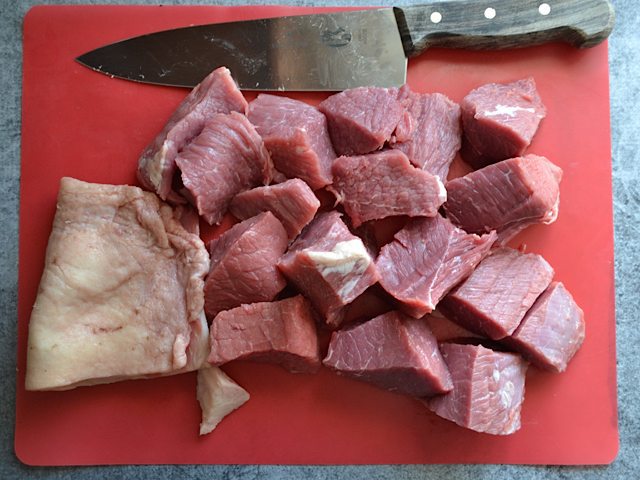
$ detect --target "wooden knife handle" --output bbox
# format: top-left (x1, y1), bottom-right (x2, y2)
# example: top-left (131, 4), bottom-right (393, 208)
top-left (393, 0), bottom-right (615, 57)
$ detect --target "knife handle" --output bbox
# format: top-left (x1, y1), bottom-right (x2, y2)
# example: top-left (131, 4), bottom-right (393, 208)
top-left (393, 0), bottom-right (614, 57)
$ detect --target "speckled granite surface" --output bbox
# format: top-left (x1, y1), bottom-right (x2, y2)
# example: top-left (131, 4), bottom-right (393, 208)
top-left (1, 0), bottom-right (637, 478)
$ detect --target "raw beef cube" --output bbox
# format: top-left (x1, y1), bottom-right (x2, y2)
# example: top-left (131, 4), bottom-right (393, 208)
top-left (460, 77), bottom-right (546, 169)
top-left (392, 85), bottom-right (461, 180)
top-left (208, 296), bottom-right (320, 374)
top-left (439, 248), bottom-right (554, 340)
top-left (137, 67), bottom-right (248, 203)
top-left (428, 344), bottom-right (528, 435)
top-left (174, 205), bottom-right (200, 235)
top-left (444, 155), bottom-right (563, 244)
top-left (247, 94), bottom-right (335, 189)
top-left (506, 282), bottom-right (585, 373)
top-left (204, 212), bottom-right (288, 318)
top-left (323, 311), bottom-right (453, 397)
top-left (425, 310), bottom-right (484, 343)
top-left (229, 179), bottom-right (320, 241)
top-left (319, 87), bottom-right (405, 155)
top-left (25, 178), bottom-right (210, 391)
top-left (197, 365), bottom-right (250, 435)
top-left (278, 211), bottom-right (379, 328)
top-left (331, 150), bottom-right (446, 228)
top-left (376, 215), bottom-right (496, 319)
top-left (175, 112), bottom-right (273, 225)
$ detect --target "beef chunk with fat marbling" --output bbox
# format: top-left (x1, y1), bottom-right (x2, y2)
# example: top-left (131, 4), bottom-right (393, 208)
top-left (248, 93), bottom-right (336, 189)
top-left (323, 311), bottom-right (453, 397)
top-left (175, 112), bottom-right (273, 225)
top-left (505, 282), bottom-right (585, 373)
top-left (439, 247), bottom-right (554, 340)
top-left (208, 296), bottom-right (320, 374)
top-left (428, 343), bottom-right (528, 435)
top-left (460, 77), bottom-right (546, 169)
top-left (392, 85), bottom-right (461, 181)
top-left (229, 179), bottom-right (320, 241)
top-left (376, 215), bottom-right (496, 319)
top-left (278, 211), bottom-right (379, 328)
top-left (444, 154), bottom-right (562, 245)
top-left (319, 87), bottom-right (407, 155)
top-left (137, 67), bottom-right (248, 203)
top-left (204, 212), bottom-right (288, 319)
top-left (331, 150), bottom-right (446, 228)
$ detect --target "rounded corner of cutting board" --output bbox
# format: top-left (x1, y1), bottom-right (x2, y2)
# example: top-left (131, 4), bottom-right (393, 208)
top-left (14, 435), bottom-right (41, 467)
top-left (22, 4), bottom-right (57, 28)
top-left (600, 433), bottom-right (621, 465)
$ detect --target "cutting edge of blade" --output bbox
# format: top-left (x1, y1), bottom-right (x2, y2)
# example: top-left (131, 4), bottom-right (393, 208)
top-left (75, 54), bottom-right (198, 88)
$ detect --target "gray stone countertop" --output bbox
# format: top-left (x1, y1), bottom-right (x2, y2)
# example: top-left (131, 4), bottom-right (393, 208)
top-left (1, 0), bottom-right (637, 478)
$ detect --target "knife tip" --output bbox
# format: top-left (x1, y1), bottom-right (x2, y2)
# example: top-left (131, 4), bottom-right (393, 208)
top-left (75, 52), bottom-right (94, 69)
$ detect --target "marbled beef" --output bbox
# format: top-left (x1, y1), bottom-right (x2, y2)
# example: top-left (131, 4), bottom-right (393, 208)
top-left (444, 154), bottom-right (562, 244)
top-left (323, 311), bottom-right (453, 397)
top-left (137, 67), bottom-right (248, 203)
top-left (392, 85), bottom-right (461, 180)
top-left (278, 211), bottom-right (379, 328)
top-left (428, 344), bottom-right (528, 435)
top-left (204, 212), bottom-right (288, 319)
top-left (208, 296), bottom-right (320, 374)
top-left (229, 179), bottom-right (320, 241)
top-left (247, 93), bottom-right (336, 189)
top-left (460, 77), bottom-right (546, 169)
top-left (175, 112), bottom-right (273, 225)
top-left (506, 282), bottom-right (585, 373)
top-left (319, 87), bottom-right (407, 155)
top-left (439, 248), bottom-right (554, 340)
top-left (376, 215), bottom-right (496, 318)
top-left (331, 150), bottom-right (446, 228)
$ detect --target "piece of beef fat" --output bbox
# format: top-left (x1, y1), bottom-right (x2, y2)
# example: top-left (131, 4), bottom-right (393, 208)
top-left (376, 215), bottom-right (496, 319)
top-left (460, 77), bottom-right (546, 169)
top-left (247, 94), bottom-right (335, 189)
top-left (318, 87), bottom-right (405, 155)
top-left (175, 112), bottom-right (273, 225)
top-left (208, 296), bottom-right (320, 374)
top-left (197, 365), bottom-right (250, 435)
top-left (278, 211), bottom-right (379, 328)
top-left (323, 311), bottom-right (453, 397)
top-left (137, 67), bottom-right (248, 203)
top-left (428, 343), bottom-right (528, 435)
top-left (229, 179), bottom-right (320, 241)
top-left (444, 154), bottom-right (562, 245)
top-left (204, 212), bottom-right (288, 319)
top-left (392, 86), bottom-right (462, 180)
top-left (331, 150), bottom-right (446, 228)
top-left (25, 178), bottom-right (210, 391)
top-left (506, 282), bottom-right (585, 373)
top-left (439, 248), bottom-right (554, 340)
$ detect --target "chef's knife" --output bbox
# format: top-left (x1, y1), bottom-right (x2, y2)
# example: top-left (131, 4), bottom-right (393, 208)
top-left (76, 0), bottom-right (614, 91)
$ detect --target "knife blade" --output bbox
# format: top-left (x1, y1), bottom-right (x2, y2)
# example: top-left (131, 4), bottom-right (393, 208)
top-left (76, 0), bottom-right (614, 91)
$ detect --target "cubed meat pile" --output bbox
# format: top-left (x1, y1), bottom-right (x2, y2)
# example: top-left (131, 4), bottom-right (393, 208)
top-left (26, 69), bottom-right (585, 438)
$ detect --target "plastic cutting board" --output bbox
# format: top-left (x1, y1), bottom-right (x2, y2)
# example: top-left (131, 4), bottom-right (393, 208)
top-left (16, 5), bottom-right (618, 465)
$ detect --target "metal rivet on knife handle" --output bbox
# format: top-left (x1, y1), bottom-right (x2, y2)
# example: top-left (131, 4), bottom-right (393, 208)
top-left (539, 3), bottom-right (552, 16)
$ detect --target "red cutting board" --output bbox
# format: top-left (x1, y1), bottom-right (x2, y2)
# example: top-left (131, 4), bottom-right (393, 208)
top-left (16, 5), bottom-right (618, 466)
